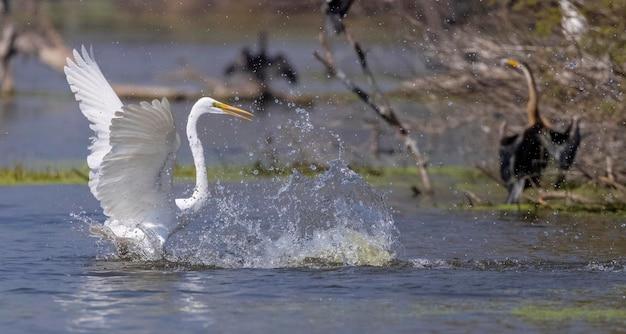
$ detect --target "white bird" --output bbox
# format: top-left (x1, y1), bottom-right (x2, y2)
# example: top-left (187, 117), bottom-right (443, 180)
top-left (65, 46), bottom-right (253, 260)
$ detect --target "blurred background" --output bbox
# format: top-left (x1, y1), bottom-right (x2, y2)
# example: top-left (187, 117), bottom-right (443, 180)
top-left (1, 0), bottom-right (625, 205)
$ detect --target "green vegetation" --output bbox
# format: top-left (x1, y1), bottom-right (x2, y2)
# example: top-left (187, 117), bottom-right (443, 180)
top-left (0, 162), bottom-right (330, 186)
top-left (0, 164), bottom-right (89, 186)
top-left (512, 306), bottom-right (626, 323)
top-left (0, 162), bottom-right (406, 185)
top-left (5, 162), bottom-right (625, 214)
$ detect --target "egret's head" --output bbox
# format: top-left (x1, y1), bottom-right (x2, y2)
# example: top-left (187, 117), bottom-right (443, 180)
top-left (195, 97), bottom-right (253, 121)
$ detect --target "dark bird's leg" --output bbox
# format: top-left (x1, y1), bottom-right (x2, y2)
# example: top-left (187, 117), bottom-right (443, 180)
top-left (506, 178), bottom-right (526, 204)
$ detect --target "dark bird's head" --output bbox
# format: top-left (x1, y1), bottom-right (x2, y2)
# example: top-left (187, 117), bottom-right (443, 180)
top-left (501, 59), bottom-right (526, 71)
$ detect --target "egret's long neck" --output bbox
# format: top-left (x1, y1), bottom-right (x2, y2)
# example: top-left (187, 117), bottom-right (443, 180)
top-left (521, 65), bottom-right (543, 127)
top-left (176, 105), bottom-right (209, 214)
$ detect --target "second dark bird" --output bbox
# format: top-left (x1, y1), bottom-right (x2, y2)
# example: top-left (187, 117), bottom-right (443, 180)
top-left (224, 31), bottom-right (298, 89)
top-left (499, 59), bottom-right (581, 204)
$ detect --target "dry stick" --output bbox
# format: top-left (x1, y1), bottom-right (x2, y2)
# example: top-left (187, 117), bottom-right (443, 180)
top-left (345, 30), bottom-right (388, 107)
top-left (600, 157), bottom-right (626, 196)
top-left (0, 20), bottom-right (16, 93)
top-left (315, 33), bottom-right (433, 195)
top-left (536, 190), bottom-right (594, 204)
top-left (0, 1), bottom-right (72, 93)
top-left (475, 162), bottom-right (505, 187)
top-left (462, 189), bottom-right (485, 206)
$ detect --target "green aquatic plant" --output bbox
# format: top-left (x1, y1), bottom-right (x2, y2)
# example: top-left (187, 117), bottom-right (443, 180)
top-left (0, 164), bottom-right (89, 185)
top-left (3, 162), bottom-right (625, 213)
top-left (512, 306), bottom-right (626, 323)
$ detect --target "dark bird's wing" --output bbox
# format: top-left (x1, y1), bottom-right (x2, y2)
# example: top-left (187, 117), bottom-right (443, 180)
top-left (499, 131), bottom-right (529, 204)
top-left (541, 117), bottom-right (581, 170)
top-left (224, 47), bottom-right (253, 77)
top-left (499, 124), bottom-right (549, 204)
top-left (270, 53), bottom-right (298, 84)
top-left (499, 133), bottom-right (521, 189)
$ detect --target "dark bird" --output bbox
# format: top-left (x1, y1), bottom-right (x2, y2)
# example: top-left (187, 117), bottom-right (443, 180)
top-left (499, 59), bottom-right (581, 204)
top-left (322, 0), bottom-right (355, 35)
top-left (224, 31), bottom-right (298, 88)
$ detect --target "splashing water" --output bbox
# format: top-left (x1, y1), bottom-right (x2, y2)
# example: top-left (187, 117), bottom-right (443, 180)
top-left (165, 159), bottom-right (399, 268)
top-left (76, 108), bottom-right (400, 268)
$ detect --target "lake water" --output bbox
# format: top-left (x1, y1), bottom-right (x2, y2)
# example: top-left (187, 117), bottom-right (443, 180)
top-left (2, 182), bottom-right (626, 333)
top-left (1, 25), bottom-right (626, 334)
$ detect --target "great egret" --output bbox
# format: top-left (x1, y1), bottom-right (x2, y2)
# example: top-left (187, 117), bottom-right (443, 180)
top-left (499, 59), bottom-right (580, 204)
top-left (65, 46), bottom-right (253, 259)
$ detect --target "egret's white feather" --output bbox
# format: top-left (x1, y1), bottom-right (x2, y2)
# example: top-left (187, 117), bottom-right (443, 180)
top-left (64, 46), bottom-right (124, 201)
top-left (98, 99), bottom-right (180, 225)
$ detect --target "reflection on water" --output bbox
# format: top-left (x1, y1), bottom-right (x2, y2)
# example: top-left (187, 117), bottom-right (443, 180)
top-left (51, 251), bottom-right (626, 333)
top-left (56, 273), bottom-right (123, 331)
top-left (55, 267), bottom-right (198, 332)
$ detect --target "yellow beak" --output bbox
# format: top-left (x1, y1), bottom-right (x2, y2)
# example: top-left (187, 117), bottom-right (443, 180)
top-left (504, 59), bottom-right (521, 68)
top-left (213, 101), bottom-right (254, 121)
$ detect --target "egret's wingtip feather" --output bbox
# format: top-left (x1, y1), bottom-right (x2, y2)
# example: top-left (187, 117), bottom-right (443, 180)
top-left (71, 48), bottom-right (80, 63)
top-left (80, 44), bottom-right (88, 59)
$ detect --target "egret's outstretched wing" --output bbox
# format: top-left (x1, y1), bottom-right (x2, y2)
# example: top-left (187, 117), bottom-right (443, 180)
top-left (98, 98), bottom-right (181, 222)
top-left (65, 46), bottom-right (181, 223)
top-left (64, 45), bottom-right (124, 200)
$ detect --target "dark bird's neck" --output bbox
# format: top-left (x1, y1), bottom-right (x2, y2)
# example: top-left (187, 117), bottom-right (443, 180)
top-left (519, 63), bottom-right (543, 127)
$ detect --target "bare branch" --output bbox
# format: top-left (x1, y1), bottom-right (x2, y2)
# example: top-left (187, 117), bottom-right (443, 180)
top-left (315, 29), bottom-right (433, 195)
